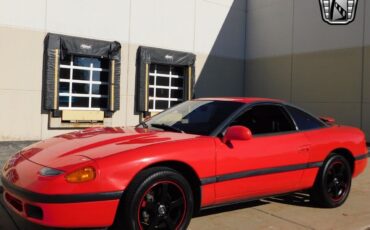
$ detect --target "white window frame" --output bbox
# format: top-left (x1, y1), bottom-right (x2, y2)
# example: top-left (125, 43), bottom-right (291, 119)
top-left (59, 55), bottom-right (109, 111)
top-left (148, 65), bottom-right (184, 113)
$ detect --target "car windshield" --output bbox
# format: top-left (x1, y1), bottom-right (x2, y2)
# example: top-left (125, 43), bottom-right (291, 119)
top-left (143, 100), bottom-right (244, 136)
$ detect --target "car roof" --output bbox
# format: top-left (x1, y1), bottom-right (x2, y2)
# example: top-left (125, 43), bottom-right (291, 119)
top-left (195, 97), bottom-right (284, 104)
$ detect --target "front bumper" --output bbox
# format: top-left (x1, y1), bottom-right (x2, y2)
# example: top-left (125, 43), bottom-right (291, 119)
top-left (1, 176), bottom-right (122, 228)
top-left (1, 153), bottom-right (123, 228)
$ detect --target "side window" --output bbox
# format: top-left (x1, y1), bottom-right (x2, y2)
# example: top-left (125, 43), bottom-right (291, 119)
top-left (232, 105), bottom-right (296, 135)
top-left (285, 106), bottom-right (325, 131)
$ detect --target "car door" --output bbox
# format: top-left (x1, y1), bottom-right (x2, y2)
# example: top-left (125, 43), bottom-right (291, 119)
top-left (214, 104), bottom-right (311, 204)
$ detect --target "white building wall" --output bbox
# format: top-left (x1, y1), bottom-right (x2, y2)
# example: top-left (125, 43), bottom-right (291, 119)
top-left (0, 0), bottom-right (247, 141)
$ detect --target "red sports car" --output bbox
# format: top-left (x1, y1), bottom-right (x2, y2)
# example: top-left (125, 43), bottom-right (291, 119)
top-left (1, 98), bottom-right (368, 229)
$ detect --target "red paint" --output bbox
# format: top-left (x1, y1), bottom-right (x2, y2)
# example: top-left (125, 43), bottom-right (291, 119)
top-left (214, 130), bottom-right (310, 202)
top-left (3, 191), bottom-right (119, 228)
top-left (1, 98), bottom-right (367, 228)
top-left (224, 126), bottom-right (252, 141)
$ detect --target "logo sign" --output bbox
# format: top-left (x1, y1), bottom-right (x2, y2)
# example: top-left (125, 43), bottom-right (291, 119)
top-left (80, 44), bottom-right (92, 50)
top-left (319, 0), bottom-right (358, 25)
top-left (165, 55), bottom-right (174, 60)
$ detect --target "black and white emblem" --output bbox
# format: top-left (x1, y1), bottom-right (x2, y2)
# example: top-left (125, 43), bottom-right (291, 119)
top-left (319, 0), bottom-right (358, 25)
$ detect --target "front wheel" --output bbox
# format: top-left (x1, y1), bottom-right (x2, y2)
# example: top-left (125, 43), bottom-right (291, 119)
top-left (311, 154), bottom-right (352, 208)
top-left (112, 167), bottom-right (193, 230)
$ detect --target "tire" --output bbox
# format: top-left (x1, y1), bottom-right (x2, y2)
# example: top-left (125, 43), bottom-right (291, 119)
top-left (311, 154), bottom-right (352, 208)
top-left (112, 167), bottom-right (194, 230)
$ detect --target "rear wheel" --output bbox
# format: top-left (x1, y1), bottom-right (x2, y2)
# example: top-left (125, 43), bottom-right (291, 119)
top-left (311, 154), bottom-right (352, 208)
top-left (112, 167), bottom-right (193, 230)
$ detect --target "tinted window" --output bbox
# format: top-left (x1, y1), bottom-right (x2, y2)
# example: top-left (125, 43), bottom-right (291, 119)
top-left (285, 105), bottom-right (325, 131)
top-left (146, 100), bottom-right (243, 135)
top-left (232, 105), bottom-right (295, 135)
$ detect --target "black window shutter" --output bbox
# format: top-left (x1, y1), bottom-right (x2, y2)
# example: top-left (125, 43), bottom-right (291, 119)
top-left (43, 34), bottom-right (61, 110)
top-left (109, 58), bottom-right (121, 111)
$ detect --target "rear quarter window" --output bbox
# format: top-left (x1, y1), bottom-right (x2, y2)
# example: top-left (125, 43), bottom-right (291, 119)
top-left (285, 105), bottom-right (326, 131)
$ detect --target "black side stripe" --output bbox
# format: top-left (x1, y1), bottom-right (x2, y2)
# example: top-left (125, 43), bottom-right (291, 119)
top-left (201, 161), bottom-right (323, 186)
top-left (355, 152), bottom-right (369, 161)
top-left (1, 176), bottom-right (123, 204)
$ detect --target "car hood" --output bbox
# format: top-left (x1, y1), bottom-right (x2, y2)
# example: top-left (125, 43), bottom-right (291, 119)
top-left (20, 127), bottom-right (200, 170)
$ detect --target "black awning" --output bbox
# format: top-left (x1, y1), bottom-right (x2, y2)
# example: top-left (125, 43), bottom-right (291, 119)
top-left (46, 33), bottom-right (121, 60)
top-left (138, 46), bottom-right (195, 66)
top-left (43, 33), bottom-right (121, 112)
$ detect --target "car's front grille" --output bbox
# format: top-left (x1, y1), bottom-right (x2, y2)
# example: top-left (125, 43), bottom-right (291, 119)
top-left (25, 204), bottom-right (43, 220)
top-left (4, 191), bottom-right (44, 220)
top-left (5, 192), bottom-right (23, 212)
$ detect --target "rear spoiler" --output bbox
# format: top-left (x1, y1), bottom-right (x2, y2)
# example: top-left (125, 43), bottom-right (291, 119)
top-left (319, 116), bottom-right (336, 125)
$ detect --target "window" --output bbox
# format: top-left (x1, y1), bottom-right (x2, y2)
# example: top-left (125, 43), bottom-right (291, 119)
top-left (136, 46), bottom-right (195, 116)
top-left (148, 64), bottom-right (185, 112)
top-left (231, 105), bottom-right (296, 135)
top-left (285, 105), bottom-right (326, 131)
top-left (44, 33), bottom-right (121, 128)
top-left (59, 55), bottom-right (109, 110)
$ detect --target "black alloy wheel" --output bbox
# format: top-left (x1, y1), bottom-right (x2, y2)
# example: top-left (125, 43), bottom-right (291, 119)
top-left (325, 159), bottom-right (351, 202)
top-left (138, 181), bottom-right (186, 229)
top-left (112, 167), bottom-right (193, 230)
top-left (311, 154), bottom-right (352, 208)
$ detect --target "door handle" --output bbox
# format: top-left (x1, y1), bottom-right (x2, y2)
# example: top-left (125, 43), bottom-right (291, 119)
top-left (298, 145), bottom-right (311, 152)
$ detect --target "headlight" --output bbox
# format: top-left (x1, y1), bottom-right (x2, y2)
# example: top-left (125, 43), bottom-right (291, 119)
top-left (65, 167), bottom-right (96, 183)
top-left (39, 167), bottom-right (64, 176)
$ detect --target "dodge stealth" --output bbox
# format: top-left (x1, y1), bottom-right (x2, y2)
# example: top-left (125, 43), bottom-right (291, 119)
top-left (1, 98), bottom-right (368, 229)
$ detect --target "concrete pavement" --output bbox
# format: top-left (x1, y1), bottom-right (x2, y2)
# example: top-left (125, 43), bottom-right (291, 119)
top-left (0, 198), bottom-right (18, 230)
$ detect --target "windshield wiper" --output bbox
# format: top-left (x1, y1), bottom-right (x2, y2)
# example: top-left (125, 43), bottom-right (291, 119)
top-left (150, 123), bottom-right (184, 133)
top-left (137, 121), bottom-right (148, 128)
